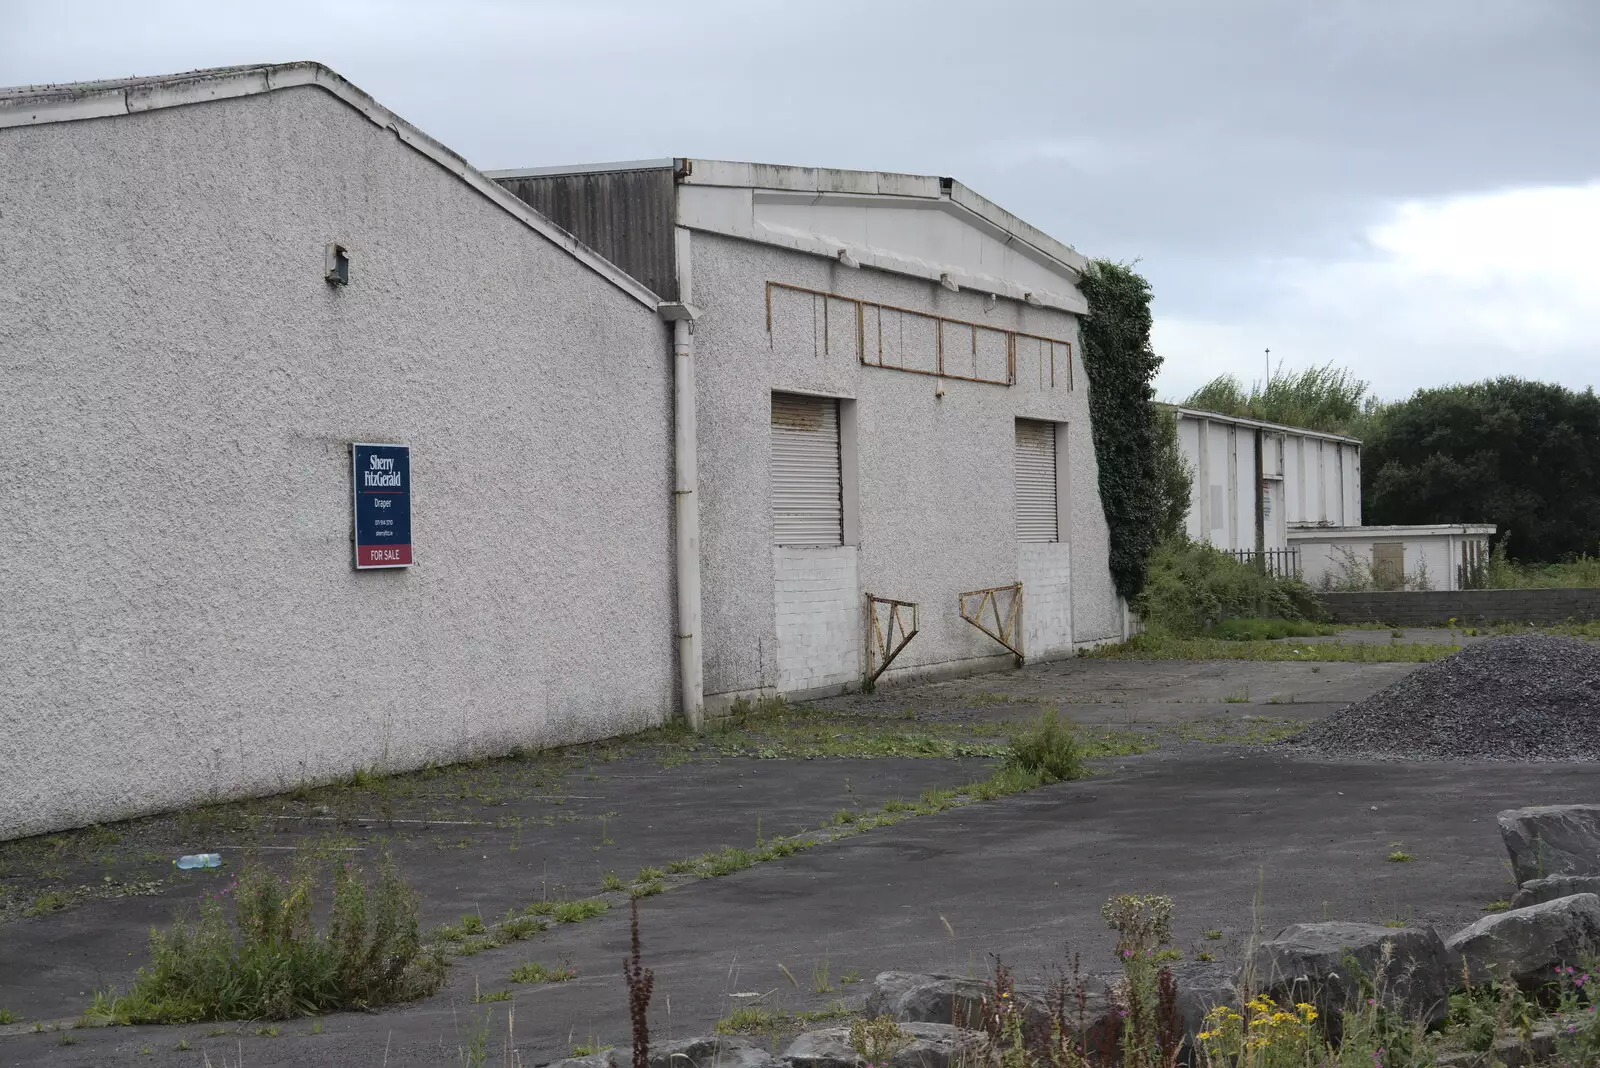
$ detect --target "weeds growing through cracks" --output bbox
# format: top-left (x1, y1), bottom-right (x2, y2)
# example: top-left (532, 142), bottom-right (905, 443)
top-left (850, 1015), bottom-right (913, 1064)
top-left (85, 853), bottom-right (443, 1023)
top-left (510, 961), bottom-right (576, 985)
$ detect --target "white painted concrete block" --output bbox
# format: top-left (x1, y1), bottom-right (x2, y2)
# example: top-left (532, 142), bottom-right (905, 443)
top-left (773, 546), bottom-right (861, 693)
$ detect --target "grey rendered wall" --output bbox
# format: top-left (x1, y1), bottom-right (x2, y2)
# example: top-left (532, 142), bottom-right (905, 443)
top-left (689, 234), bottom-right (1118, 699)
top-left (0, 87), bottom-right (675, 839)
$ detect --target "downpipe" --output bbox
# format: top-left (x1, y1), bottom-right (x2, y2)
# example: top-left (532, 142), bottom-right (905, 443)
top-left (671, 315), bottom-right (704, 729)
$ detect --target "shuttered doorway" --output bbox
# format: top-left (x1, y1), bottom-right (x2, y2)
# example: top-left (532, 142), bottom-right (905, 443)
top-left (771, 393), bottom-right (843, 547)
top-left (1015, 419), bottom-right (1058, 543)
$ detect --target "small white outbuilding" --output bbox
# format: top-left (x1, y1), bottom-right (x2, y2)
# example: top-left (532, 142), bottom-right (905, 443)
top-left (1171, 407), bottom-right (1494, 591)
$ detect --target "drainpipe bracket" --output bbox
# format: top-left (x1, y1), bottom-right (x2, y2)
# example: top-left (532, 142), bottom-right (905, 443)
top-left (658, 302), bottom-right (703, 322)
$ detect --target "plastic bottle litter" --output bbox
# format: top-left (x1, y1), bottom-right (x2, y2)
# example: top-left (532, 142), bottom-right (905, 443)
top-left (174, 854), bottom-right (222, 870)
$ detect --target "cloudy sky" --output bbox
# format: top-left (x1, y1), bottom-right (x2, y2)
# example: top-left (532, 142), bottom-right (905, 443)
top-left (5, 0), bottom-right (1596, 402)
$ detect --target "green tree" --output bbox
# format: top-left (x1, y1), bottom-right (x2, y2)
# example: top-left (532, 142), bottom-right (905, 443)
top-left (1152, 406), bottom-right (1192, 542)
top-left (1363, 377), bottom-right (1600, 562)
top-left (1183, 363), bottom-right (1370, 434)
top-left (1078, 260), bottom-right (1166, 599)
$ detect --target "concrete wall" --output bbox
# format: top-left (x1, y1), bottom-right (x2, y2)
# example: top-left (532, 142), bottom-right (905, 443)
top-left (0, 86), bottom-right (677, 839)
top-left (690, 234), bottom-right (1118, 702)
top-left (1321, 589), bottom-right (1600, 625)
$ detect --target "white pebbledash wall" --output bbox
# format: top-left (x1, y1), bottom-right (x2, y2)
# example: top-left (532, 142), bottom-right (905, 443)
top-left (691, 234), bottom-right (1119, 705)
top-left (0, 85), bottom-right (677, 839)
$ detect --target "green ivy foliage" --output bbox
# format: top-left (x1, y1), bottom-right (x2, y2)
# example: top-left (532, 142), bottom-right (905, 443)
top-left (1078, 260), bottom-right (1166, 600)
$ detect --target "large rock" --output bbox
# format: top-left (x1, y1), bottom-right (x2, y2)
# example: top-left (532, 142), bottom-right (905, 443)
top-left (1166, 960), bottom-right (1239, 1042)
top-left (1511, 875), bottom-right (1600, 910)
top-left (863, 971), bottom-right (1118, 1048)
top-left (865, 972), bottom-right (1012, 1030)
top-left (548, 1054), bottom-right (617, 1068)
top-left (1446, 893), bottom-right (1600, 986)
top-left (1498, 805), bottom-right (1600, 886)
top-left (782, 1022), bottom-right (991, 1068)
top-left (652, 1037), bottom-right (773, 1068)
top-left (1247, 923), bottom-right (1452, 1027)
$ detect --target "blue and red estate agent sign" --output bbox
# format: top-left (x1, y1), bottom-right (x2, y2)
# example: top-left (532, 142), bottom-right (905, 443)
top-left (352, 443), bottom-right (412, 569)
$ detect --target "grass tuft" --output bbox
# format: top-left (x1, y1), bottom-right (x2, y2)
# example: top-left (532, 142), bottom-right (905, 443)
top-left (1001, 711), bottom-right (1086, 785)
top-left (85, 854), bottom-right (443, 1024)
top-left (551, 900), bottom-right (609, 924)
top-left (510, 961), bottom-right (576, 984)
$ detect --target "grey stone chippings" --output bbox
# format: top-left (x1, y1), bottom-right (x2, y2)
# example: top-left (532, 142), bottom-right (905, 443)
top-left (1285, 635), bottom-right (1600, 761)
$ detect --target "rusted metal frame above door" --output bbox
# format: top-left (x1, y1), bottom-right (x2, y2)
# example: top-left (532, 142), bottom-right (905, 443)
top-left (764, 281), bottom-right (1075, 389)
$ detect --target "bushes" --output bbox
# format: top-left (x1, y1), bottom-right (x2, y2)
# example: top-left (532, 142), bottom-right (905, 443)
top-left (1002, 711), bottom-right (1086, 785)
top-left (88, 854), bottom-right (442, 1023)
top-left (1136, 539), bottom-right (1321, 637)
top-left (1206, 618), bottom-right (1335, 641)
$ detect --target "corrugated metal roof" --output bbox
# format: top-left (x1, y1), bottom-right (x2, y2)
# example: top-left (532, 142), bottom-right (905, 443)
top-left (496, 165), bottom-right (678, 301)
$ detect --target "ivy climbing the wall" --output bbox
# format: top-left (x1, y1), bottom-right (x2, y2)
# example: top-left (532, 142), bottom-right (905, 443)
top-left (1077, 260), bottom-right (1168, 601)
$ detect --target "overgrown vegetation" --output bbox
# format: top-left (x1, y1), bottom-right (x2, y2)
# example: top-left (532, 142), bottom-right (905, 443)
top-left (1151, 407), bottom-right (1193, 544)
top-left (1078, 260), bottom-right (1174, 600)
top-left (714, 1002), bottom-right (854, 1041)
top-left (850, 1015), bottom-right (914, 1064)
top-left (1183, 362), bottom-right (1372, 436)
top-left (1135, 539), bottom-right (1321, 637)
top-left (1479, 538), bottom-right (1600, 589)
top-left (1001, 711), bottom-right (1086, 785)
top-left (1363, 377), bottom-right (1600, 564)
top-left (1089, 635), bottom-right (1460, 663)
top-left (87, 854), bottom-right (443, 1023)
top-left (509, 961), bottom-right (575, 984)
top-left (976, 894), bottom-right (1600, 1068)
top-left (1205, 619), bottom-right (1338, 642)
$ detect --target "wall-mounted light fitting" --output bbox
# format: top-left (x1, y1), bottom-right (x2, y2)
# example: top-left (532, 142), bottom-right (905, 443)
top-left (837, 248), bottom-right (860, 269)
top-left (325, 243), bottom-right (350, 286)
top-left (939, 273), bottom-right (960, 293)
top-left (984, 292), bottom-right (998, 311)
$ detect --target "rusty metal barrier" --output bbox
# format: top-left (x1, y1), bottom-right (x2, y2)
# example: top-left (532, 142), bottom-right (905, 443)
top-left (864, 593), bottom-right (919, 685)
top-left (959, 583), bottom-right (1024, 664)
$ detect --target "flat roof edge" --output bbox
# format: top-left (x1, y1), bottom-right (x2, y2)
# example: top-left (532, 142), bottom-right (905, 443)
top-left (485, 159), bottom-right (678, 180)
top-left (1287, 524), bottom-right (1497, 537)
top-left (521, 156), bottom-right (1089, 281)
top-left (0, 62), bottom-right (661, 311)
top-left (1166, 405), bottom-right (1364, 445)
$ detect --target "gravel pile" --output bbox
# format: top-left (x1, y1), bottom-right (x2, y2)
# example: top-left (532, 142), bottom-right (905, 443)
top-left (1291, 634), bottom-right (1600, 761)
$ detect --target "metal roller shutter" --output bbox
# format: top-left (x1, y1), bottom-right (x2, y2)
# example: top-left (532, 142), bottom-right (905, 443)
top-left (771, 393), bottom-right (843, 547)
top-left (1015, 419), bottom-right (1058, 543)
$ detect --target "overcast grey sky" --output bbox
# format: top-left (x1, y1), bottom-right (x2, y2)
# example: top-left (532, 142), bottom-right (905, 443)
top-left (5, 0), bottom-right (1597, 401)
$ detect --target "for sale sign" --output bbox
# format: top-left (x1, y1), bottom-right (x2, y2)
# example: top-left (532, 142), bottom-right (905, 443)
top-left (352, 443), bottom-right (412, 569)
